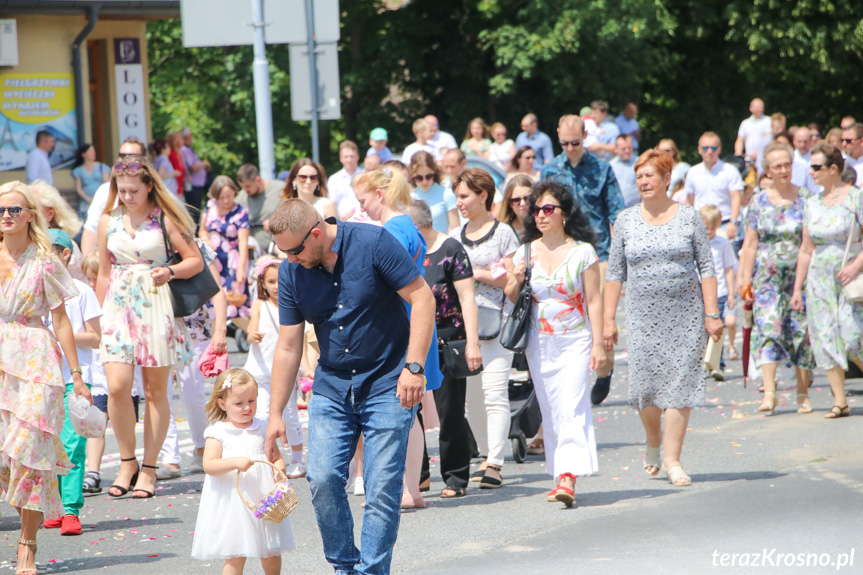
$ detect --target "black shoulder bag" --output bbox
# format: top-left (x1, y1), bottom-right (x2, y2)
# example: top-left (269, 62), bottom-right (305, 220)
top-left (159, 212), bottom-right (221, 318)
top-left (499, 242), bottom-right (533, 352)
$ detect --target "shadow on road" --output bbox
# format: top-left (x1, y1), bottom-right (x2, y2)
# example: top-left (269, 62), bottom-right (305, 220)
top-left (48, 552), bottom-right (180, 572)
top-left (84, 516), bottom-right (184, 532)
top-left (688, 470), bottom-right (787, 483)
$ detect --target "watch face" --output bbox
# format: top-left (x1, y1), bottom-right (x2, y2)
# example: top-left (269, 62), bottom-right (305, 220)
top-left (407, 362), bottom-right (422, 374)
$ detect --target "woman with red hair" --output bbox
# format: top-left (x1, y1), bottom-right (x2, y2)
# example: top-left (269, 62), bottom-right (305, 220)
top-left (603, 149), bottom-right (723, 487)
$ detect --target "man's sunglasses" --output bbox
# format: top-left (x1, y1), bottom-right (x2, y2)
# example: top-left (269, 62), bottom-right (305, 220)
top-left (0, 206), bottom-right (26, 218)
top-left (559, 141), bottom-right (581, 148)
top-left (296, 174), bottom-right (319, 182)
top-left (114, 160), bottom-right (144, 174)
top-left (841, 138), bottom-right (859, 144)
top-left (700, 146), bottom-right (719, 152)
top-left (412, 174), bottom-right (435, 183)
top-left (530, 204), bottom-right (561, 216)
top-left (510, 196), bottom-right (530, 205)
top-left (285, 220), bottom-right (320, 256)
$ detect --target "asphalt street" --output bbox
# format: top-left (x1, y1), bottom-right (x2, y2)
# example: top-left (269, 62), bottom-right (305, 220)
top-left (3, 311), bottom-right (862, 575)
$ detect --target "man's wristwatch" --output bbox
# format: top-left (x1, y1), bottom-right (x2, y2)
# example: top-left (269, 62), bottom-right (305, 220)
top-left (705, 312), bottom-right (720, 319)
top-left (404, 362), bottom-right (424, 375)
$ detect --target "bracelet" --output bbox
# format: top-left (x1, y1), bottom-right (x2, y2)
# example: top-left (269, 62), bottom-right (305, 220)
top-left (166, 266), bottom-right (175, 277)
top-left (70, 367), bottom-right (83, 375)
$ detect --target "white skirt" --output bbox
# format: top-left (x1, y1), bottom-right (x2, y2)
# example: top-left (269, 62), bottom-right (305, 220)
top-left (191, 452), bottom-right (295, 560)
top-left (526, 329), bottom-right (598, 478)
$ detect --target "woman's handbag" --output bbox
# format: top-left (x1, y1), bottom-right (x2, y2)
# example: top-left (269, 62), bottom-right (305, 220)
top-left (439, 338), bottom-right (483, 379)
top-left (159, 213), bottom-right (221, 317)
top-left (841, 212), bottom-right (863, 303)
top-left (500, 243), bottom-right (533, 352)
top-left (477, 305), bottom-right (503, 340)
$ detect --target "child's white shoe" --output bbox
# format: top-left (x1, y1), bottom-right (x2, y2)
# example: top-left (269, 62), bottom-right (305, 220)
top-left (353, 476), bottom-right (365, 497)
top-left (286, 461), bottom-right (307, 479)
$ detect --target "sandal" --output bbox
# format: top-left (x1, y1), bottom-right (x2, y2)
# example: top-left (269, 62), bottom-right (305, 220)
top-left (108, 457), bottom-right (139, 498)
top-left (419, 477), bottom-right (431, 493)
top-left (663, 464), bottom-right (691, 487)
top-left (16, 537), bottom-right (37, 575)
top-left (131, 464), bottom-right (157, 499)
top-left (644, 445), bottom-right (661, 476)
top-left (553, 473), bottom-right (576, 507)
top-left (83, 471), bottom-right (102, 494)
top-left (758, 391), bottom-right (776, 415)
top-left (796, 394), bottom-right (813, 414)
top-left (469, 464), bottom-right (487, 483)
top-left (479, 464), bottom-right (503, 489)
top-left (728, 345), bottom-right (739, 360)
top-left (440, 485), bottom-right (466, 498)
top-left (824, 405), bottom-right (850, 419)
top-left (526, 440), bottom-right (545, 455)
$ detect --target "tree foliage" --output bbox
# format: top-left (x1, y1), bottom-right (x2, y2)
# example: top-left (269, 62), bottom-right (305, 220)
top-left (147, 0), bottom-right (863, 173)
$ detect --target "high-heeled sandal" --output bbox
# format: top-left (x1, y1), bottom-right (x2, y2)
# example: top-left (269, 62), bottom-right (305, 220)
top-left (132, 464), bottom-right (158, 498)
top-left (644, 445), bottom-right (661, 476)
top-left (796, 394), bottom-right (813, 414)
top-left (758, 391), bottom-right (777, 415)
top-left (479, 464), bottom-right (503, 489)
top-left (16, 537), bottom-right (37, 575)
top-left (824, 405), bottom-right (850, 419)
top-left (108, 457), bottom-right (140, 498)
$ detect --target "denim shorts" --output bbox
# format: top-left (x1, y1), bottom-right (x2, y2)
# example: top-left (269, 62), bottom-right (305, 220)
top-left (92, 394), bottom-right (140, 420)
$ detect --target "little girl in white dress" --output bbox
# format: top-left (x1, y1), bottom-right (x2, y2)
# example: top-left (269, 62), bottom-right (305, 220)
top-left (191, 368), bottom-right (295, 574)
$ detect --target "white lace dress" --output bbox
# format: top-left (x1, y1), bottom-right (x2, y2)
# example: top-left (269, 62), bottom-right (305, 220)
top-left (606, 205), bottom-right (715, 410)
top-left (191, 418), bottom-right (295, 560)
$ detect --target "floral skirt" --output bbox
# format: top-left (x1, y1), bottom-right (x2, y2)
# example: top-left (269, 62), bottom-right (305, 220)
top-left (0, 370), bottom-right (71, 517)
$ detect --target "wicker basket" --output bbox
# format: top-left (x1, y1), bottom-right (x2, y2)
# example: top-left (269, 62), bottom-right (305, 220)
top-left (225, 290), bottom-right (248, 307)
top-left (235, 460), bottom-right (299, 523)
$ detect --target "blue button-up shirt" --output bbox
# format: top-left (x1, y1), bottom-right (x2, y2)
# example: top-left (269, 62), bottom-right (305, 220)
top-left (278, 219), bottom-right (421, 403)
top-left (541, 151), bottom-right (625, 261)
top-left (515, 130), bottom-right (554, 171)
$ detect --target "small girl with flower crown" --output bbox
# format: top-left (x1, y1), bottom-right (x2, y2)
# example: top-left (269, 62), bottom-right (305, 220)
top-left (191, 368), bottom-right (295, 574)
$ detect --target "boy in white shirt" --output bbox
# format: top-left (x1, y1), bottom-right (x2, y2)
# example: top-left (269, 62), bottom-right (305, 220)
top-left (701, 206), bottom-right (738, 381)
top-left (43, 229), bottom-right (102, 536)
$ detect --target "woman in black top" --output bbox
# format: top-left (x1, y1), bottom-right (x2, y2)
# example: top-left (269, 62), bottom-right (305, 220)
top-left (407, 200), bottom-right (481, 497)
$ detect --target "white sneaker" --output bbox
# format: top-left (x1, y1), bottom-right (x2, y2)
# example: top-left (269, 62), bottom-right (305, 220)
top-left (155, 465), bottom-right (182, 480)
top-left (353, 476), bottom-right (365, 496)
top-left (189, 454), bottom-right (204, 474)
top-left (286, 461), bottom-right (307, 479)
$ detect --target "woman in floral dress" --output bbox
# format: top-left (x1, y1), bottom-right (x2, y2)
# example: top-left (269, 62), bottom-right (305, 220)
top-left (506, 180), bottom-right (605, 507)
top-left (201, 176), bottom-right (251, 328)
top-left (96, 156), bottom-right (202, 499)
top-left (738, 143), bottom-right (815, 415)
top-left (0, 182), bottom-right (92, 574)
top-left (792, 143), bottom-right (863, 419)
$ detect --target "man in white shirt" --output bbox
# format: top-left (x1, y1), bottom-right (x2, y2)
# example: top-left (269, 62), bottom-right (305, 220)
top-left (734, 98), bottom-right (772, 161)
top-left (793, 127), bottom-right (813, 163)
top-left (587, 100), bottom-right (619, 160)
top-left (614, 103), bottom-right (641, 151)
top-left (424, 115), bottom-right (458, 161)
top-left (80, 138), bottom-right (148, 256)
top-left (25, 130), bottom-right (55, 184)
top-left (841, 123), bottom-right (863, 185)
top-left (327, 140), bottom-right (364, 219)
top-left (685, 131), bottom-right (744, 239)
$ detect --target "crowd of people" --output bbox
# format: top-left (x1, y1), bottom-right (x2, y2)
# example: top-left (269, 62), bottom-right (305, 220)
top-left (3, 98), bottom-right (862, 574)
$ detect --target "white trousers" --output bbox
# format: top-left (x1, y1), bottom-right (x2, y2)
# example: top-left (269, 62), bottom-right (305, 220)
top-left (526, 329), bottom-right (598, 478)
top-left (465, 337), bottom-right (513, 467)
top-left (257, 378), bottom-right (304, 447)
top-left (160, 338), bottom-right (211, 464)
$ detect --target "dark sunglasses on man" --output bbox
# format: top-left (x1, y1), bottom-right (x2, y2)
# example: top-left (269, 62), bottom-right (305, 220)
top-left (700, 145), bottom-right (719, 152)
top-left (284, 220), bottom-right (320, 256)
top-left (559, 141), bottom-right (581, 148)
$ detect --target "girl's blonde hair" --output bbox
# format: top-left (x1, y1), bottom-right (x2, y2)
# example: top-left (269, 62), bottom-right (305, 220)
top-left (205, 367), bottom-right (258, 424)
top-left (30, 180), bottom-right (83, 237)
top-left (81, 248), bottom-right (100, 277)
top-left (103, 154), bottom-right (196, 242)
top-left (355, 168), bottom-right (411, 209)
top-left (0, 181), bottom-right (54, 256)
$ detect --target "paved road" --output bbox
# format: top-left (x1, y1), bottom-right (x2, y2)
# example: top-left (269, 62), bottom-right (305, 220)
top-left (3, 322), bottom-right (861, 574)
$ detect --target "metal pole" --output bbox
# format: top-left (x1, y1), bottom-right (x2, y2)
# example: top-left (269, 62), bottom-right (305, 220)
top-left (305, 0), bottom-right (320, 162)
top-left (251, 0), bottom-right (276, 179)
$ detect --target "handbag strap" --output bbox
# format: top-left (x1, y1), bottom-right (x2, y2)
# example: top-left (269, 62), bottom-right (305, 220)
top-left (159, 210), bottom-right (177, 259)
top-left (524, 242), bottom-right (532, 284)
top-left (842, 211), bottom-right (859, 268)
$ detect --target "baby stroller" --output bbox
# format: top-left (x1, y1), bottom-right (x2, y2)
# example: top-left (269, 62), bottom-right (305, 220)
top-left (508, 358), bottom-right (542, 463)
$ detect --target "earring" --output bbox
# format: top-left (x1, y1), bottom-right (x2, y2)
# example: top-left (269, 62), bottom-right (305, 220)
top-left (292, 184), bottom-right (297, 192)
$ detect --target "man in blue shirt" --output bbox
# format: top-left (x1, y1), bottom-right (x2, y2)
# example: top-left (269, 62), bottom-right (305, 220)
top-left (264, 198), bottom-right (435, 575)
top-left (541, 114), bottom-right (625, 406)
top-left (515, 113), bottom-right (554, 171)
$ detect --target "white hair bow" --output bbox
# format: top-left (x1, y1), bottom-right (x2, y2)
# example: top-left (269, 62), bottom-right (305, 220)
top-left (222, 374), bottom-right (233, 390)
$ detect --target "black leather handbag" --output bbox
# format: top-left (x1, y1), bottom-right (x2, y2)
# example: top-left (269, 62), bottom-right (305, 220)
top-left (500, 243), bottom-right (532, 352)
top-left (159, 213), bottom-right (221, 318)
top-left (439, 338), bottom-right (483, 379)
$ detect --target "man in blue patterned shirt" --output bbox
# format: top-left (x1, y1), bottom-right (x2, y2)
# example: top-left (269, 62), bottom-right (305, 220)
top-left (541, 114), bottom-right (625, 405)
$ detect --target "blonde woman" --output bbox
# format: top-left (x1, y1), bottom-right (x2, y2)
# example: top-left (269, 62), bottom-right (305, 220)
top-left (461, 117), bottom-right (492, 158)
top-left (30, 180), bottom-right (86, 281)
top-left (0, 182), bottom-right (92, 574)
top-left (355, 168), bottom-right (443, 508)
top-left (96, 155), bottom-right (203, 499)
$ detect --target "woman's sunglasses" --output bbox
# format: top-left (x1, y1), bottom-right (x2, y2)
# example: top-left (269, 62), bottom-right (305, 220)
top-left (114, 160), bottom-right (144, 174)
top-left (412, 174), bottom-right (435, 184)
top-left (530, 204), bottom-right (561, 216)
top-left (296, 174), bottom-right (319, 182)
top-left (0, 206), bottom-right (26, 218)
top-left (509, 196), bottom-right (530, 205)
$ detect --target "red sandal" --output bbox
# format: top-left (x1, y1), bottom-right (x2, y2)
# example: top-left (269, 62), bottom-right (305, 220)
top-left (552, 473), bottom-right (576, 507)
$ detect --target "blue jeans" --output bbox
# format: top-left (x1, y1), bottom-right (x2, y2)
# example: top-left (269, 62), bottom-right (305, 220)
top-left (307, 389), bottom-right (417, 575)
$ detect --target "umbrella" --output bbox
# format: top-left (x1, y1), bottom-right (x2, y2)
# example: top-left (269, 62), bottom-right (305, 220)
top-left (741, 284), bottom-right (753, 388)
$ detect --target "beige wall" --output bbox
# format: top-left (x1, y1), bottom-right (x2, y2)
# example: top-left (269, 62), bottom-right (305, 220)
top-left (0, 14), bottom-right (151, 192)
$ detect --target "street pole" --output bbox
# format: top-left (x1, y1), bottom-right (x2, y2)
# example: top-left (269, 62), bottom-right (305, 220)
top-left (305, 0), bottom-right (320, 162)
top-left (252, 0), bottom-right (276, 179)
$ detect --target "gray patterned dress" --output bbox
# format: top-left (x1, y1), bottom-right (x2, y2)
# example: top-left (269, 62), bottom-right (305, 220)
top-left (606, 204), bottom-right (715, 410)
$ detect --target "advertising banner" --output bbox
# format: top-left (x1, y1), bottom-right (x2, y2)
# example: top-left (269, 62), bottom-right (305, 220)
top-left (0, 72), bottom-right (77, 172)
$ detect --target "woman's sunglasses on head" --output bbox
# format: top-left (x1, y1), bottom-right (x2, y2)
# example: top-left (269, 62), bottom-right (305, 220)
top-left (114, 160), bottom-right (144, 174)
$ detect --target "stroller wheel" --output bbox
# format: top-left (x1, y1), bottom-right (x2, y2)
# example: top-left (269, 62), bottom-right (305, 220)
top-left (234, 329), bottom-right (250, 353)
top-left (512, 433), bottom-right (527, 463)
